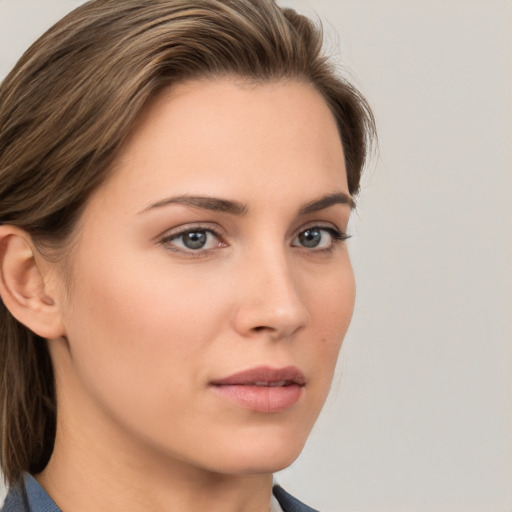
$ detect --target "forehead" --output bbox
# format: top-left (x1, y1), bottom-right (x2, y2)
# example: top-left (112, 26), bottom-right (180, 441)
top-left (91, 78), bottom-right (348, 213)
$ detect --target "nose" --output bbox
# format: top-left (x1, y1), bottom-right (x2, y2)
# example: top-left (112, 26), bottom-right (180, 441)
top-left (231, 249), bottom-right (310, 340)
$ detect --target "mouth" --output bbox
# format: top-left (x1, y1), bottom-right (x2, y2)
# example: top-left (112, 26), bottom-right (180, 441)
top-left (210, 366), bottom-right (306, 413)
top-left (243, 380), bottom-right (296, 387)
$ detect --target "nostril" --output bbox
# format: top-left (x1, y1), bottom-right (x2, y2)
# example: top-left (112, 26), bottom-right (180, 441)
top-left (253, 326), bottom-right (272, 332)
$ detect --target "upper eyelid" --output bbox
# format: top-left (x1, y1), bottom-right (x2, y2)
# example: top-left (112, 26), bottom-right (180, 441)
top-left (293, 221), bottom-right (345, 236)
top-left (160, 226), bottom-right (225, 256)
top-left (158, 220), bottom-right (347, 243)
top-left (160, 223), bottom-right (225, 240)
top-left (292, 225), bottom-right (346, 241)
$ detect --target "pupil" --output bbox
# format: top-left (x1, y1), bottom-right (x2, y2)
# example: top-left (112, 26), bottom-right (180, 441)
top-left (300, 229), bottom-right (321, 248)
top-left (183, 231), bottom-right (207, 249)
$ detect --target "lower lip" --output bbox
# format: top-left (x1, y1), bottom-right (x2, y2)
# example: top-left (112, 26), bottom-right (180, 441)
top-left (211, 384), bottom-right (303, 413)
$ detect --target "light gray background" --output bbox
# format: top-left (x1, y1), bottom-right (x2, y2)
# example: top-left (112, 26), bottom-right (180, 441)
top-left (1, 1), bottom-right (511, 511)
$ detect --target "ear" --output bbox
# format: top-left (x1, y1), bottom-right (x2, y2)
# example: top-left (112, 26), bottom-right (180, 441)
top-left (0, 225), bottom-right (66, 339)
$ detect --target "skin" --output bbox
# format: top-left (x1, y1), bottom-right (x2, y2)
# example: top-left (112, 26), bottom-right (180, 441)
top-left (35, 78), bottom-right (356, 512)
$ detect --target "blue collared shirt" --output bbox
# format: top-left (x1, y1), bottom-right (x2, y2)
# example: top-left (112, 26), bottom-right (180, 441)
top-left (1, 474), bottom-right (318, 512)
top-left (1, 474), bottom-right (60, 512)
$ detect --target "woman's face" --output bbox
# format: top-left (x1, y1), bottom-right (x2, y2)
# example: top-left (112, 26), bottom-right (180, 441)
top-left (50, 78), bottom-right (355, 475)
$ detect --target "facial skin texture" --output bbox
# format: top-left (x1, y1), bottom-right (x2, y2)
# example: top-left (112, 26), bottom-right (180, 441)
top-left (38, 79), bottom-right (356, 512)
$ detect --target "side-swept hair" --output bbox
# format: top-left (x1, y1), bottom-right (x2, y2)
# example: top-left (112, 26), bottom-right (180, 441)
top-left (0, 0), bottom-right (375, 485)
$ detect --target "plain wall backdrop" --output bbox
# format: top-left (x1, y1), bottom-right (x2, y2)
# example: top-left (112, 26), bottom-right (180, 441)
top-left (1, 1), bottom-right (511, 511)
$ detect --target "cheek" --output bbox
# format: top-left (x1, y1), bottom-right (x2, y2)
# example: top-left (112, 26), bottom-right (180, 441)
top-left (308, 256), bottom-right (355, 335)
top-left (59, 251), bottom-right (229, 418)
top-left (300, 258), bottom-right (355, 384)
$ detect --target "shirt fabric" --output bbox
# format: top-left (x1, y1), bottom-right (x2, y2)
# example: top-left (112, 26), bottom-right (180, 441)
top-left (1, 474), bottom-right (319, 512)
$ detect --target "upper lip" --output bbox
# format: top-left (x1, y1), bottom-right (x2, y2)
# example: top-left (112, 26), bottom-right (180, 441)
top-left (210, 366), bottom-right (306, 386)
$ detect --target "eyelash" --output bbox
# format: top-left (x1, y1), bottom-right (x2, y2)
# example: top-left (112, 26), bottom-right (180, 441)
top-left (294, 227), bottom-right (350, 250)
top-left (161, 224), bottom-right (350, 256)
top-left (160, 224), bottom-right (226, 256)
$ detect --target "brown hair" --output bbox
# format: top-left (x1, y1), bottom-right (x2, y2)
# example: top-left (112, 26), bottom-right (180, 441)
top-left (0, 0), bottom-right (375, 485)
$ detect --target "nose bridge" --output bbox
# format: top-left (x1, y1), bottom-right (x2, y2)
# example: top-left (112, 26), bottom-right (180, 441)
top-left (233, 239), bottom-right (309, 338)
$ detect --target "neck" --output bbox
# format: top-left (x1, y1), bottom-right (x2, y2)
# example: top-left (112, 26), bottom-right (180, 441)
top-left (38, 415), bottom-right (274, 512)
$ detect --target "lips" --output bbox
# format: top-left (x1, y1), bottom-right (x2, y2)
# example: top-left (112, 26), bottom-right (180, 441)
top-left (210, 366), bottom-right (305, 413)
top-left (211, 366), bottom-right (306, 386)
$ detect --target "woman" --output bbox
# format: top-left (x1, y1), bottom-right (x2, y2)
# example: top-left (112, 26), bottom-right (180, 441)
top-left (0, 1), bottom-right (375, 511)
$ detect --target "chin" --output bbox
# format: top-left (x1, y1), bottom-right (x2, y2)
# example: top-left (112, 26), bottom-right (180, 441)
top-left (195, 427), bottom-right (310, 476)
top-left (211, 452), bottom-right (302, 476)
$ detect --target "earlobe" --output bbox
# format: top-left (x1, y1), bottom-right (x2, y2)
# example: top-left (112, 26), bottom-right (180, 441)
top-left (0, 225), bottom-right (65, 339)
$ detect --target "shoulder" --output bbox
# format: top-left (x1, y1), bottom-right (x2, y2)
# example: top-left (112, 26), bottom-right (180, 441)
top-left (3, 479), bottom-right (318, 512)
top-left (1, 485), bottom-right (29, 512)
top-left (1, 474), bottom-right (60, 512)
top-left (272, 485), bottom-right (321, 512)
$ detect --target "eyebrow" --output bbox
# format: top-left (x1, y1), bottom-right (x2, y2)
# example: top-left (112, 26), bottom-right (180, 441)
top-left (138, 195), bottom-right (248, 215)
top-left (298, 192), bottom-right (355, 214)
top-left (139, 191), bottom-right (354, 216)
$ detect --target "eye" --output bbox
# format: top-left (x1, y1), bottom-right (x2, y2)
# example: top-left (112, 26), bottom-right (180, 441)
top-left (163, 228), bottom-right (223, 252)
top-left (292, 226), bottom-right (347, 250)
